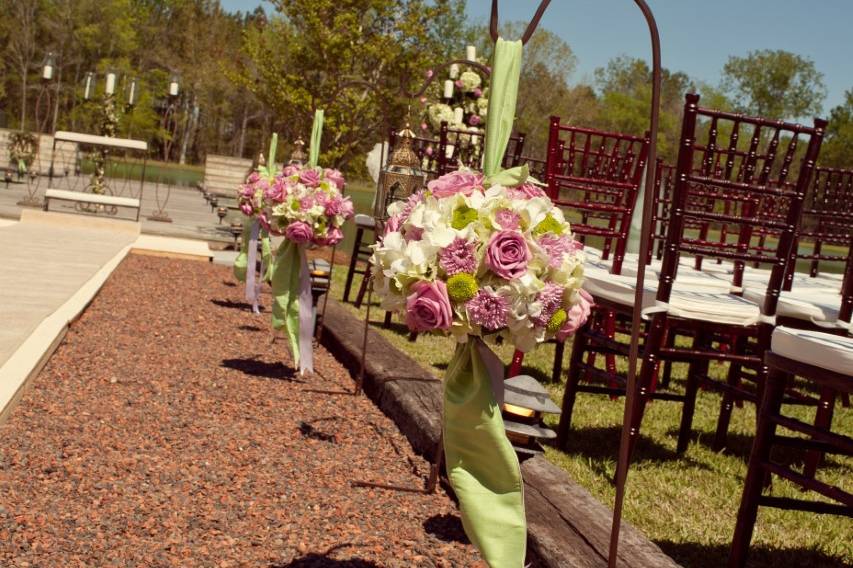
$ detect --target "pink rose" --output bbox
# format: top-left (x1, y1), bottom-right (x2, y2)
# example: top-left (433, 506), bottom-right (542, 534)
top-left (339, 197), bottom-right (354, 219)
top-left (246, 172), bottom-right (261, 184)
top-left (282, 165), bottom-right (301, 177)
top-left (324, 168), bottom-right (345, 189)
top-left (421, 122), bottom-right (429, 131)
top-left (427, 170), bottom-right (484, 198)
top-left (258, 210), bottom-right (271, 231)
top-left (265, 178), bottom-right (287, 203)
top-left (323, 195), bottom-right (343, 216)
top-left (556, 289), bottom-right (593, 341)
top-left (514, 182), bottom-right (547, 199)
top-left (495, 209), bottom-right (520, 230)
top-left (469, 115), bottom-right (481, 126)
top-left (473, 88), bottom-right (483, 97)
top-left (284, 221), bottom-right (313, 244)
top-left (299, 168), bottom-right (321, 187)
top-left (455, 80), bottom-right (463, 88)
top-left (316, 226), bottom-right (344, 246)
top-left (425, 146), bottom-right (434, 156)
top-left (485, 230), bottom-right (531, 279)
top-left (404, 280), bottom-right (453, 332)
top-left (300, 196), bottom-right (315, 210)
top-left (426, 69), bottom-right (434, 79)
top-left (239, 201), bottom-right (254, 216)
top-left (385, 214), bottom-right (402, 234)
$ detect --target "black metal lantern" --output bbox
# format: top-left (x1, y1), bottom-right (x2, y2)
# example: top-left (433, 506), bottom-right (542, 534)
top-left (375, 124), bottom-right (426, 222)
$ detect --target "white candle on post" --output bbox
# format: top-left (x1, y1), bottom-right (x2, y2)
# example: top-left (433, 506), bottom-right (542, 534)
top-left (83, 72), bottom-right (94, 100)
top-left (449, 63), bottom-right (460, 79)
top-left (466, 45), bottom-right (476, 61)
top-left (453, 107), bottom-right (464, 125)
top-left (105, 72), bottom-right (116, 96)
top-left (443, 80), bottom-right (453, 99)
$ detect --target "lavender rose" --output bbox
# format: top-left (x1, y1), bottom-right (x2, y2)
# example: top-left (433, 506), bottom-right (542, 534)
top-left (265, 178), bottom-right (288, 203)
top-left (284, 221), bottom-right (314, 244)
top-left (404, 280), bottom-right (453, 332)
top-left (324, 168), bottom-right (345, 189)
top-left (556, 289), bottom-right (593, 341)
top-left (339, 197), bottom-right (354, 219)
top-left (299, 168), bottom-right (321, 187)
top-left (485, 230), bottom-right (531, 279)
top-left (239, 201), bottom-right (254, 216)
top-left (316, 226), bottom-right (344, 246)
top-left (282, 165), bottom-right (301, 178)
top-left (427, 170), bottom-right (484, 199)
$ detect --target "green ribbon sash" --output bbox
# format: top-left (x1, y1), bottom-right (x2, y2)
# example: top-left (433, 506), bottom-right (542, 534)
top-left (271, 240), bottom-right (302, 365)
top-left (443, 37), bottom-right (527, 568)
top-left (308, 109), bottom-right (324, 168)
top-left (445, 339), bottom-right (526, 567)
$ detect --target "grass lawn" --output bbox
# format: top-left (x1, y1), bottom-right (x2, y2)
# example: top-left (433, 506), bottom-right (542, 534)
top-left (321, 205), bottom-right (852, 568)
top-left (79, 157), bottom-right (204, 187)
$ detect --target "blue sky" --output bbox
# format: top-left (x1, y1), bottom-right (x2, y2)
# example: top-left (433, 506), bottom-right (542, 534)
top-left (222, 0), bottom-right (851, 113)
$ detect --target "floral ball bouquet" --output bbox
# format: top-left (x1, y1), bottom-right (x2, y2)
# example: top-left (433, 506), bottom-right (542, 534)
top-left (260, 164), bottom-right (353, 247)
top-left (371, 170), bottom-right (592, 352)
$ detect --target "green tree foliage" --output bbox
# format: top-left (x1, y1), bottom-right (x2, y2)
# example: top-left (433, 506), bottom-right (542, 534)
top-left (820, 89), bottom-right (853, 168)
top-left (237, 0), bottom-right (468, 169)
top-left (720, 49), bottom-right (827, 121)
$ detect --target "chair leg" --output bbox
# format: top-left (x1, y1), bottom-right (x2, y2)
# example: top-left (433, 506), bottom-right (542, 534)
top-left (508, 349), bottom-right (525, 378)
top-left (659, 326), bottom-right (677, 389)
top-left (382, 311), bottom-right (392, 329)
top-left (713, 335), bottom-right (749, 452)
top-left (551, 341), bottom-right (565, 384)
top-left (626, 313), bottom-right (668, 463)
top-left (556, 327), bottom-right (589, 448)
top-left (803, 387), bottom-right (836, 480)
top-left (343, 227), bottom-right (364, 304)
top-left (676, 332), bottom-right (711, 454)
top-left (728, 367), bottom-right (786, 568)
top-left (354, 264), bottom-right (371, 309)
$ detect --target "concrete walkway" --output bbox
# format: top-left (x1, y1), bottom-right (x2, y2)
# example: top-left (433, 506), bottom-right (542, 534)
top-left (0, 210), bottom-right (212, 423)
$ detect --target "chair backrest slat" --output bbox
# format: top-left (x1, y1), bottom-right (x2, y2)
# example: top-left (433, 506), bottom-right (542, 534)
top-left (545, 115), bottom-right (650, 274)
top-left (660, 93), bottom-right (827, 318)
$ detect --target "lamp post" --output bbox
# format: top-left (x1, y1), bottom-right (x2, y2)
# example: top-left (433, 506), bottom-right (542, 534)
top-left (161, 74), bottom-right (181, 161)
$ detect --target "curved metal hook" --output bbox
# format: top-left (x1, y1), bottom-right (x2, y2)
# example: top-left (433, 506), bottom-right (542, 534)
top-left (609, 1), bottom-right (662, 567)
top-left (490, 0), bottom-right (552, 45)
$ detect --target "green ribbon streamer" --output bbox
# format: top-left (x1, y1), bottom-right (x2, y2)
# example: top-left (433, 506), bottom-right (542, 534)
top-left (261, 233), bottom-right (273, 283)
top-left (232, 222), bottom-right (252, 283)
top-left (308, 109), bottom-right (324, 168)
top-left (482, 38), bottom-right (523, 178)
top-left (270, 240), bottom-right (302, 367)
top-left (444, 339), bottom-right (526, 567)
top-left (442, 36), bottom-right (527, 568)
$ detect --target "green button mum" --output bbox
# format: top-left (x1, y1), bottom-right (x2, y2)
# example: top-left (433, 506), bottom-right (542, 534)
top-left (451, 205), bottom-right (479, 230)
top-left (533, 213), bottom-right (563, 236)
top-left (546, 308), bottom-right (567, 333)
top-left (447, 273), bottom-right (479, 303)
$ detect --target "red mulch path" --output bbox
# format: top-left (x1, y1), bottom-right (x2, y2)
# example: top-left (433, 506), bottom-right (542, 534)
top-left (0, 254), bottom-right (480, 567)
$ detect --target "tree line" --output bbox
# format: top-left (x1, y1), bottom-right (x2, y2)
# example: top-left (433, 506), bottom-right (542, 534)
top-left (0, 0), bottom-right (849, 172)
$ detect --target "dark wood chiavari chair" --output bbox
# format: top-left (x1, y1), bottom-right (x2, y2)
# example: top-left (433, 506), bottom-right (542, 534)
top-left (506, 117), bottom-right (650, 381)
top-left (729, 242), bottom-right (852, 568)
top-left (556, 93), bottom-right (828, 462)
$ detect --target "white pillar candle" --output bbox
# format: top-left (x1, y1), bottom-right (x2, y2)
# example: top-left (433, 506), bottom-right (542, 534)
top-left (128, 81), bottom-right (136, 105)
top-left (449, 63), bottom-right (459, 79)
top-left (42, 65), bottom-right (53, 80)
top-left (83, 74), bottom-right (93, 100)
top-left (443, 80), bottom-right (453, 99)
top-left (105, 73), bottom-right (116, 95)
top-left (466, 45), bottom-right (476, 61)
top-left (445, 144), bottom-right (455, 159)
top-left (169, 81), bottom-right (179, 97)
top-left (453, 107), bottom-right (464, 125)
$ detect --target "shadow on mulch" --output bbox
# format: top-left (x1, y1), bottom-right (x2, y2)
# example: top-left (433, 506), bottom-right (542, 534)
top-left (239, 324), bottom-right (263, 332)
top-left (423, 513), bottom-right (470, 544)
top-left (656, 540), bottom-right (847, 568)
top-left (271, 555), bottom-right (380, 567)
top-left (211, 298), bottom-right (263, 311)
top-left (221, 358), bottom-right (302, 382)
top-left (223, 280), bottom-right (237, 287)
